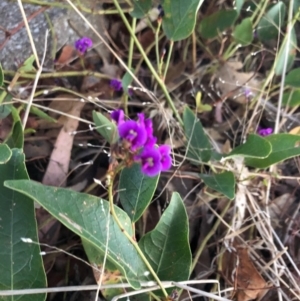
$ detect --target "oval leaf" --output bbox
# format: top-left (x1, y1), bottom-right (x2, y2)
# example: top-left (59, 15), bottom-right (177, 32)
top-left (282, 89), bottom-right (300, 106)
top-left (257, 2), bottom-right (286, 41)
top-left (285, 68), bottom-right (300, 88)
top-left (183, 106), bottom-right (211, 164)
top-left (162, 0), bottom-right (204, 41)
top-left (0, 143), bottom-right (12, 164)
top-left (199, 171), bottom-right (235, 200)
top-left (0, 149), bottom-right (46, 300)
top-left (233, 18), bottom-right (253, 46)
top-left (245, 134), bottom-right (300, 168)
top-left (92, 111), bottom-right (118, 144)
top-left (139, 192), bottom-right (191, 284)
top-left (275, 26), bottom-right (297, 75)
top-left (199, 10), bottom-right (238, 39)
top-left (226, 134), bottom-right (271, 159)
top-left (4, 180), bottom-right (149, 289)
top-left (130, 0), bottom-right (152, 18)
top-left (119, 163), bottom-right (159, 222)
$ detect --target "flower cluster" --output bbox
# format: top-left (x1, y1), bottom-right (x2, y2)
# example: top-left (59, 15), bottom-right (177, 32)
top-left (74, 37), bottom-right (93, 54)
top-left (111, 110), bottom-right (172, 177)
top-left (257, 127), bottom-right (273, 136)
top-left (110, 79), bottom-right (133, 96)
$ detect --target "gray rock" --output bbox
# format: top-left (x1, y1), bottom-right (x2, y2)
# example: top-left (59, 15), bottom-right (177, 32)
top-left (0, 0), bottom-right (109, 71)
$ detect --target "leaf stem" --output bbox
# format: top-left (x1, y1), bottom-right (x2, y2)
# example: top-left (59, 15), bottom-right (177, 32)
top-left (107, 176), bottom-right (169, 298)
top-left (163, 40), bottom-right (174, 82)
top-left (112, 0), bottom-right (183, 126)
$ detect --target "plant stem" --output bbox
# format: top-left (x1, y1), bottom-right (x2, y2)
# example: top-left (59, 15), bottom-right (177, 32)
top-left (4, 70), bottom-right (111, 79)
top-left (112, 0), bottom-right (183, 126)
top-left (163, 40), bottom-right (174, 82)
top-left (156, 20), bottom-right (162, 77)
top-left (123, 17), bottom-right (136, 116)
top-left (191, 199), bottom-right (231, 272)
top-left (107, 176), bottom-right (169, 298)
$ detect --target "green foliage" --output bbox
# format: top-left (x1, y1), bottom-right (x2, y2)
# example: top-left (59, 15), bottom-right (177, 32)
top-left (275, 27), bottom-right (297, 75)
top-left (4, 180), bottom-right (149, 289)
top-left (282, 89), bottom-right (300, 106)
top-left (285, 68), bottom-right (300, 88)
top-left (92, 110), bottom-right (118, 144)
top-left (0, 148), bottom-right (46, 301)
top-left (199, 10), bottom-right (238, 39)
top-left (119, 163), bottom-right (159, 222)
top-left (130, 0), bottom-right (152, 18)
top-left (183, 106), bottom-right (211, 164)
top-left (226, 134), bottom-right (271, 159)
top-left (233, 18), bottom-right (253, 46)
top-left (245, 134), bottom-right (300, 168)
top-left (139, 193), bottom-right (191, 284)
top-left (3, 106), bottom-right (23, 149)
top-left (257, 2), bottom-right (286, 41)
top-left (0, 144), bottom-right (11, 164)
top-left (162, 0), bottom-right (204, 41)
top-left (199, 171), bottom-right (236, 200)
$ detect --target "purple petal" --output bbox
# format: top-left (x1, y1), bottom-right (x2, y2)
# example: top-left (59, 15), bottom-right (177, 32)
top-left (74, 37), bottom-right (93, 54)
top-left (118, 120), bottom-right (147, 150)
top-left (111, 109), bottom-right (125, 125)
top-left (138, 147), bottom-right (162, 177)
top-left (110, 79), bottom-right (123, 91)
top-left (158, 145), bottom-right (172, 171)
top-left (257, 127), bottom-right (273, 136)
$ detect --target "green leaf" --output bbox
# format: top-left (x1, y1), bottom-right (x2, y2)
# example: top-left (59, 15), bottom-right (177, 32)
top-left (130, 0), bottom-right (152, 18)
top-left (119, 163), bottom-right (159, 222)
top-left (30, 106), bottom-right (57, 123)
top-left (19, 55), bottom-right (36, 73)
top-left (199, 171), bottom-right (235, 200)
top-left (162, 0), bottom-right (204, 41)
top-left (122, 70), bottom-right (133, 95)
top-left (0, 143), bottom-right (12, 164)
top-left (183, 106), bottom-right (211, 164)
top-left (282, 89), bottom-right (300, 106)
top-left (0, 63), bottom-right (3, 86)
top-left (199, 10), bottom-right (238, 39)
top-left (245, 134), bottom-right (300, 168)
top-left (235, 0), bottom-right (245, 13)
top-left (226, 134), bottom-right (272, 159)
top-left (285, 68), bottom-right (300, 88)
top-left (4, 180), bottom-right (149, 289)
top-left (92, 111), bottom-right (118, 144)
top-left (0, 149), bottom-right (46, 300)
top-left (139, 192), bottom-right (191, 284)
top-left (5, 120), bottom-right (24, 149)
top-left (275, 27), bottom-right (297, 75)
top-left (0, 103), bottom-right (12, 119)
top-left (81, 239), bottom-right (124, 300)
top-left (233, 18), bottom-right (253, 46)
top-left (257, 2), bottom-right (286, 41)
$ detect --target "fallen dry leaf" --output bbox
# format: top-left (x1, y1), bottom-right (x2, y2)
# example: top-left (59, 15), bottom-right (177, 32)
top-left (223, 246), bottom-right (268, 301)
top-left (42, 100), bottom-right (85, 187)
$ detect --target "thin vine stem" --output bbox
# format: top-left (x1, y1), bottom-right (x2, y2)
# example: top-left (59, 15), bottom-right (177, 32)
top-left (107, 175), bottom-right (169, 298)
top-left (111, 0), bottom-right (183, 126)
top-left (123, 17), bottom-right (136, 116)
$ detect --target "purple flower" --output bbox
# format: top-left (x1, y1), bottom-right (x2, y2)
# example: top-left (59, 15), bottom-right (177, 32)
top-left (138, 114), bottom-right (156, 147)
top-left (137, 147), bottom-right (162, 177)
top-left (110, 79), bottom-right (123, 92)
top-left (118, 120), bottom-right (147, 151)
top-left (257, 127), bottom-right (273, 136)
top-left (158, 145), bottom-right (172, 171)
top-left (111, 109), bottom-right (125, 125)
top-left (75, 37), bottom-right (93, 54)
